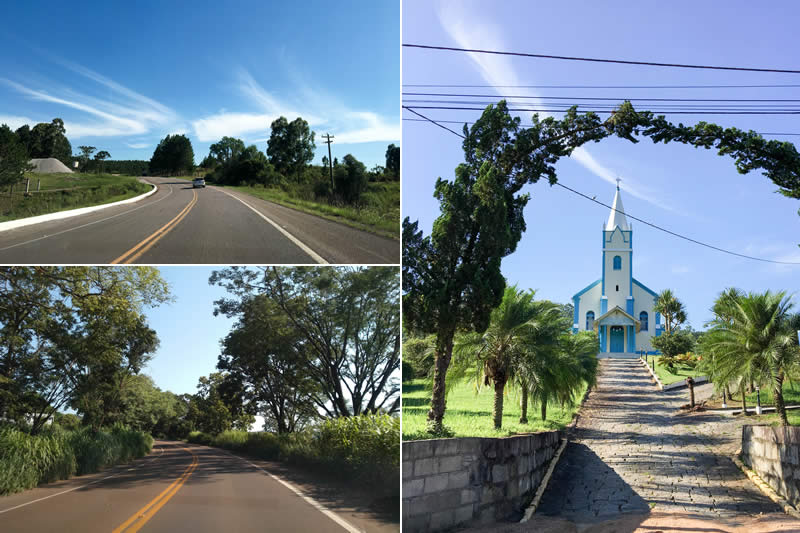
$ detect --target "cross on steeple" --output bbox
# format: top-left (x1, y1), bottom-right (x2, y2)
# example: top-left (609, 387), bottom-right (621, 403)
top-left (616, 177), bottom-right (621, 190)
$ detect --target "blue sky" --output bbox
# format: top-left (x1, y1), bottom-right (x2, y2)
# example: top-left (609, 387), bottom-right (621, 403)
top-left (0, 0), bottom-right (399, 167)
top-left (402, 0), bottom-right (800, 329)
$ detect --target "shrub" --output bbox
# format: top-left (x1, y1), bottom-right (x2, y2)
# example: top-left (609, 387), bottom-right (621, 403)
top-left (0, 426), bottom-right (152, 495)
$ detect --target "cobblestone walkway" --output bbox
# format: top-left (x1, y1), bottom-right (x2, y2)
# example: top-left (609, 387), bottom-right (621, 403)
top-left (536, 358), bottom-right (781, 522)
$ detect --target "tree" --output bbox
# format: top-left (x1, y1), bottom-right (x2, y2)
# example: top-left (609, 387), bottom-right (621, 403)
top-left (450, 287), bottom-right (563, 429)
top-left (654, 289), bottom-right (687, 334)
top-left (651, 330), bottom-right (695, 359)
top-left (0, 267), bottom-right (171, 434)
top-left (266, 117), bottom-right (315, 180)
top-left (403, 101), bottom-right (619, 433)
top-left (219, 295), bottom-right (319, 433)
top-left (188, 372), bottom-right (254, 434)
top-left (385, 143), bottom-right (400, 179)
top-left (0, 125), bottom-right (31, 187)
top-left (77, 146), bottom-right (96, 172)
top-left (334, 154), bottom-right (368, 204)
top-left (93, 150), bottom-right (110, 174)
top-left (30, 119), bottom-right (71, 164)
top-left (704, 290), bottom-right (799, 425)
top-left (211, 266), bottom-right (401, 418)
top-left (150, 134), bottom-right (194, 176)
top-left (209, 136), bottom-right (245, 165)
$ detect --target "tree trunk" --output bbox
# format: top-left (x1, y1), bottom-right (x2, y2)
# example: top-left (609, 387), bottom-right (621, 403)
top-left (541, 399), bottom-right (548, 421)
top-left (687, 378), bottom-right (695, 408)
top-left (427, 323), bottom-right (456, 433)
top-left (519, 387), bottom-right (528, 424)
top-left (741, 383), bottom-right (749, 416)
top-left (774, 372), bottom-right (789, 427)
top-left (493, 379), bottom-right (506, 430)
top-left (723, 385), bottom-right (729, 406)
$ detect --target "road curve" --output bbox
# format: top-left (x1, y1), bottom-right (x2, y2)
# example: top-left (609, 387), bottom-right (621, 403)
top-left (0, 441), bottom-right (394, 532)
top-left (0, 177), bottom-right (399, 264)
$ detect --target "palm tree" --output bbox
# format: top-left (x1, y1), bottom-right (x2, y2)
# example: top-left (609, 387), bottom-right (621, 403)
top-left (450, 287), bottom-right (562, 430)
top-left (705, 290), bottom-right (798, 425)
top-left (655, 289), bottom-right (687, 334)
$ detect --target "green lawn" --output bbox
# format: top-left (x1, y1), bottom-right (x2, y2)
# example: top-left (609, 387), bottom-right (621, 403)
top-left (707, 382), bottom-right (800, 409)
top-left (0, 173), bottom-right (150, 222)
top-left (402, 378), bottom-right (585, 441)
top-left (224, 181), bottom-right (399, 239)
top-left (645, 355), bottom-right (705, 385)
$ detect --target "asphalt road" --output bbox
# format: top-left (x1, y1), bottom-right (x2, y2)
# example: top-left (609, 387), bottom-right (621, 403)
top-left (0, 177), bottom-right (399, 264)
top-left (0, 441), bottom-right (397, 532)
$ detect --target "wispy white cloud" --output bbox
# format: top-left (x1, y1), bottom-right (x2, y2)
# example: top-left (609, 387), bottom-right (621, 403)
top-left (191, 69), bottom-right (398, 144)
top-left (1, 64), bottom-right (179, 139)
top-left (435, 1), bottom-right (676, 212)
top-left (0, 114), bottom-right (36, 130)
top-left (743, 241), bottom-right (800, 274)
top-left (671, 265), bottom-right (691, 274)
top-left (125, 142), bottom-right (149, 149)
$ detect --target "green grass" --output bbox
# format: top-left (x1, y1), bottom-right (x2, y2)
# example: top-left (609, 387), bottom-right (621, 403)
top-left (708, 382), bottom-right (800, 409)
top-left (0, 173), bottom-right (151, 222)
top-left (0, 425), bottom-right (153, 496)
top-left (402, 378), bottom-right (586, 441)
top-left (224, 181), bottom-right (399, 239)
top-left (646, 355), bottom-right (705, 385)
top-left (186, 414), bottom-right (399, 498)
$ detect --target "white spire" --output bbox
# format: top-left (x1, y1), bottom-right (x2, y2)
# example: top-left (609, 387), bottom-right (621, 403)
top-left (605, 182), bottom-right (629, 231)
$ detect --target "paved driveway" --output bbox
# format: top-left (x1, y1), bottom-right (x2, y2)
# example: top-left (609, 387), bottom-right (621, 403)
top-left (536, 358), bottom-right (782, 523)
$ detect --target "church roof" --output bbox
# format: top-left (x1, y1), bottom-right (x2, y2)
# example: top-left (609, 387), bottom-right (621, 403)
top-left (605, 185), bottom-right (629, 231)
top-left (594, 306), bottom-right (641, 333)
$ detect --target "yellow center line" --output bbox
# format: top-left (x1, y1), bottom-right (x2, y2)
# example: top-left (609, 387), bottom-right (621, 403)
top-left (112, 446), bottom-right (198, 533)
top-left (111, 189), bottom-right (198, 264)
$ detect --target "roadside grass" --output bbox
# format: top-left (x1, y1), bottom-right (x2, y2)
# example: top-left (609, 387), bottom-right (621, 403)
top-left (0, 425), bottom-right (153, 496)
top-left (647, 355), bottom-right (705, 385)
top-left (222, 181), bottom-right (399, 239)
top-left (402, 378), bottom-right (585, 441)
top-left (186, 414), bottom-right (399, 499)
top-left (0, 173), bottom-right (151, 222)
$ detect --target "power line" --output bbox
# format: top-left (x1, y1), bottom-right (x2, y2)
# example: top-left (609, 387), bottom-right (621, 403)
top-left (404, 100), bottom-right (800, 111)
top-left (401, 117), bottom-right (800, 137)
top-left (404, 105), bottom-right (800, 115)
top-left (404, 92), bottom-right (800, 103)
top-left (404, 106), bottom-right (800, 266)
top-left (403, 43), bottom-right (800, 75)
top-left (403, 83), bottom-right (800, 89)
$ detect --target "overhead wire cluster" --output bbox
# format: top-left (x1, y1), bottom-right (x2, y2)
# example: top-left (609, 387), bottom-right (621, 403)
top-left (402, 43), bottom-right (800, 265)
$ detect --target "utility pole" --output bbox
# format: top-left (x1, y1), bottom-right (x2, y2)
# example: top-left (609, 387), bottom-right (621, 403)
top-left (322, 133), bottom-right (334, 192)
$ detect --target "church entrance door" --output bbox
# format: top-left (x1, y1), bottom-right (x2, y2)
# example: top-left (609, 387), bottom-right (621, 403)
top-left (610, 326), bottom-right (625, 352)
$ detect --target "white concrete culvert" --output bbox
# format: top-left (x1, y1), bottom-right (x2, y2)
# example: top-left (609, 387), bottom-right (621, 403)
top-left (28, 158), bottom-right (73, 173)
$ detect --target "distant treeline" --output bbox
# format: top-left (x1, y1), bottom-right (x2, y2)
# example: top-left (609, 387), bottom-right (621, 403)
top-left (98, 160), bottom-right (149, 176)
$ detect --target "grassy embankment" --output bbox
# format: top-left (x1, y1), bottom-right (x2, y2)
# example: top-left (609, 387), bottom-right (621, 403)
top-left (0, 425), bottom-right (153, 496)
top-left (0, 173), bottom-right (151, 222)
top-left (186, 414), bottom-right (399, 498)
top-left (402, 379), bottom-right (586, 441)
top-left (645, 355), bottom-right (705, 385)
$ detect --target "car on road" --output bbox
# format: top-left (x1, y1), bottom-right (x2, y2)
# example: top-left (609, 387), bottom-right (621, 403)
top-left (192, 177), bottom-right (205, 188)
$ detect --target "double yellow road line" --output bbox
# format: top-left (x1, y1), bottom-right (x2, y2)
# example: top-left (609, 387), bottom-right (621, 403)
top-left (112, 446), bottom-right (198, 533)
top-left (111, 189), bottom-right (198, 264)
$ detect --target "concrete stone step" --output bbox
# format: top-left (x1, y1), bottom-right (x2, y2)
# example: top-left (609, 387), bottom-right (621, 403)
top-left (596, 352), bottom-right (642, 359)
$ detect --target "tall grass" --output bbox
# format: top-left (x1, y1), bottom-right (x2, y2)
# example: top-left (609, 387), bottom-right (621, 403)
top-left (187, 414), bottom-right (399, 497)
top-left (0, 425), bottom-right (153, 495)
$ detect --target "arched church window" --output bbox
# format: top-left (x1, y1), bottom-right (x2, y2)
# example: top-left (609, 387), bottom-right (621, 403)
top-left (616, 285), bottom-right (619, 292)
top-left (586, 311), bottom-right (595, 330)
top-left (613, 255), bottom-right (622, 270)
top-left (640, 311), bottom-right (648, 331)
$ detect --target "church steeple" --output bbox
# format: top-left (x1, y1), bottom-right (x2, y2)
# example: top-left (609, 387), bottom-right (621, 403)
top-left (605, 179), bottom-right (629, 231)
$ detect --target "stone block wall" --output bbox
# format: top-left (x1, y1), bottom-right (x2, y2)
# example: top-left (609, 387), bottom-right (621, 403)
top-left (402, 431), bottom-right (562, 532)
top-left (741, 425), bottom-right (800, 506)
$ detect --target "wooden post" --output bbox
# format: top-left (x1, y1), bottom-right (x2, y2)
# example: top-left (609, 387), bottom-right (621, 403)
top-left (322, 133), bottom-right (334, 192)
top-left (25, 178), bottom-right (30, 194)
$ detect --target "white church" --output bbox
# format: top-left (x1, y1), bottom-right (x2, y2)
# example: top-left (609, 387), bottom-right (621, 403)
top-left (572, 184), bottom-right (664, 356)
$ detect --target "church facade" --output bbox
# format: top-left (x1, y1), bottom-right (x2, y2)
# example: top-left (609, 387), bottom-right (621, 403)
top-left (572, 185), bottom-right (664, 355)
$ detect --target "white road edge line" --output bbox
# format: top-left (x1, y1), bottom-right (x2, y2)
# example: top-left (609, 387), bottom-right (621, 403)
top-left (0, 179), bottom-right (159, 233)
top-left (0, 183), bottom-right (174, 253)
top-left (211, 447), bottom-right (361, 533)
top-left (0, 446), bottom-right (165, 515)
top-left (212, 186), bottom-right (328, 265)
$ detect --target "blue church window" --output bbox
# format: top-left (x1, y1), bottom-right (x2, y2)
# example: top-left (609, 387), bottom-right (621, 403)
top-left (640, 311), bottom-right (648, 331)
top-left (586, 311), bottom-right (595, 330)
top-left (613, 255), bottom-right (622, 270)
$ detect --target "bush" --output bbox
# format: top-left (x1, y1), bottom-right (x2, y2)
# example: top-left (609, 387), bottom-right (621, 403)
top-left (186, 414), bottom-right (399, 497)
top-left (0, 426), bottom-right (152, 495)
